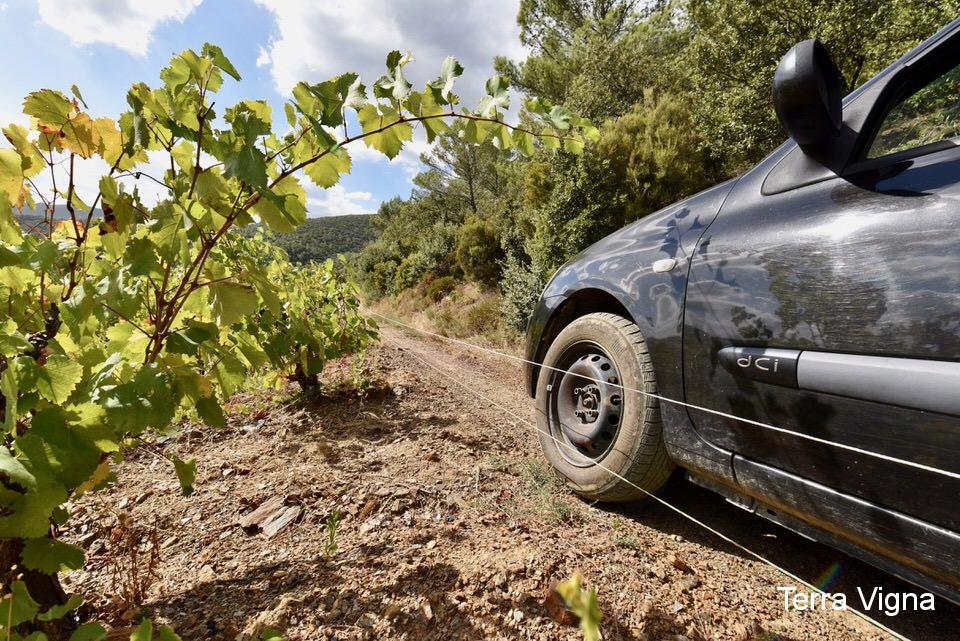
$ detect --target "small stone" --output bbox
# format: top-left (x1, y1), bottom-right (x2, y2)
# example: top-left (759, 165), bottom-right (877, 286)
top-left (543, 583), bottom-right (576, 627)
top-left (197, 564), bottom-right (216, 583)
top-left (671, 601), bottom-right (685, 613)
top-left (668, 554), bottom-right (692, 574)
top-left (679, 576), bottom-right (701, 592)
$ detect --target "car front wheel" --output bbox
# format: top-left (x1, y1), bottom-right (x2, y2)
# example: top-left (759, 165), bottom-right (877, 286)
top-left (535, 312), bottom-right (673, 502)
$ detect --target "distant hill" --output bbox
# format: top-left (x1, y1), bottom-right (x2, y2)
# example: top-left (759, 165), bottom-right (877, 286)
top-left (272, 214), bottom-right (375, 264)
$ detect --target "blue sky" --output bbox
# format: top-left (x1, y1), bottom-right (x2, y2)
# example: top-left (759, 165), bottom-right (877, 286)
top-left (0, 0), bottom-right (525, 216)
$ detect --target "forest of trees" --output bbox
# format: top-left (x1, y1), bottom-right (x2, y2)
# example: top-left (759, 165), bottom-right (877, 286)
top-left (272, 214), bottom-right (375, 264)
top-left (353, 0), bottom-right (960, 332)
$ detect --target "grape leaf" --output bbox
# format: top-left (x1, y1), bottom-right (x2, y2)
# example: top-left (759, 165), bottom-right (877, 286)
top-left (171, 456), bottom-right (196, 497)
top-left (23, 89), bottom-right (73, 126)
top-left (68, 622), bottom-right (107, 641)
top-left (428, 56), bottom-right (463, 105)
top-left (202, 43), bottom-right (241, 81)
top-left (0, 581), bottom-right (39, 627)
top-left (304, 148), bottom-right (351, 189)
top-left (209, 282), bottom-right (257, 326)
top-left (38, 594), bottom-right (84, 622)
top-left (0, 149), bottom-right (24, 206)
top-left (357, 105), bottom-right (411, 159)
top-left (477, 76), bottom-right (510, 117)
top-left (22, 537), bottom-right (86, 574)
top-left (15, 355), bottom-right (83, 405)
top-left (196, 395), bottom-right (225, 428)
top-left (252, 176), bottom-right (306, 232)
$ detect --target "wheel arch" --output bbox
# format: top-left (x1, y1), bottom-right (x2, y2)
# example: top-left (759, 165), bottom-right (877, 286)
top-left (527, 287), bottom-right (637, 396)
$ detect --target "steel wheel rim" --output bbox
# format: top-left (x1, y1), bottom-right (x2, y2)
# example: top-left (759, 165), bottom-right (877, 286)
top-left (546, 341), bottom-right (623, 467)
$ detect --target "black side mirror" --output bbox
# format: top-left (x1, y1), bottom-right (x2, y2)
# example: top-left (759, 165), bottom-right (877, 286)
top-left (773, 39), bottom-right (845, 152)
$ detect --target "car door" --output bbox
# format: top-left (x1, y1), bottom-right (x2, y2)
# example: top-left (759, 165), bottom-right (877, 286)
top-left (682, 45), bottom-right (960, 538)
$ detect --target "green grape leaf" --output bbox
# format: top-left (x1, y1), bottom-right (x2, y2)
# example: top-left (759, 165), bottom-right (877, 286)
top-left (0, 196), bottom-right (23, 243)
top-left (165, 323), bottom-right (217, 356)
top-left (491, 123), bottom-right (513, 150)
top-left (196, 395), bottom-right (225, 428)
top-left (131, 619), bottom-right (152, 641)
top-left (513, 130), bottom-right (535, 156)
top-left (16, 354), bottom-right (83, 404)
top-left (155, 626), bottom-right (183, 641)
top-left (547, 105), bottom-right (573, 131)
top-left (408, 90), bottom-right (448, 143)
top-left (309, 73), bottom-right (366, 127)
top-left (100, 367), bottom-right (176, 434)
top-left (70, 84), bottom-right (88, 109)
top-left (477, 76), bottom-right (510, 118)
top-left (428, 56), bottom-right (463, 105)
top-left (22, 537), bottom-right (86, 574)
top-left (462, 117), bottom-right (496, 145)
top-left (357, 105), bottom-right (411, 159)
top-left (564, 136), bottom-right (585, 154)
top-left (209, 282), bottom-right (257, 326)
top-left (213, 351), bottom-right (247, 398)
top-left (555, 573), bottom-right (601, 641)
top-left (252, 176), bottom-right (306, 232)
top-left (23, 89), bottom-right (73, 126)
top-left (374, 50), bottom-right (413, 102)
top-left (3, 123), bottom-right (46, 178)
top-left (15, 407), bottom-right (103, 490)
top-left (0, 149), bottom-right (24, 206)
top-left (304, 148), bottom-right (351, 189)
top-left (222, 141), bottom-right (267, 188)
top-left (226, 100), bottom-right (272, 142)
top-left (38, 594), bottom-right (83, 622)
top-left (202, 43), bottom-right (241, 81)
top-left (171, 456), bottom-right (196, 497)
top-left (0, 581), bottom-right (39, 627)
top-left (68, 622), bottom-right (107, 641)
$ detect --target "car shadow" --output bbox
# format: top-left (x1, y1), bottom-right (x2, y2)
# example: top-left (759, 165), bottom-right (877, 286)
top-left (609, 480), bottom-right (960, 641)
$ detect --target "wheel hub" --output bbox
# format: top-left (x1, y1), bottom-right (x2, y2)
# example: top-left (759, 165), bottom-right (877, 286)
top-left (553, 349), bottom-right (622, 457)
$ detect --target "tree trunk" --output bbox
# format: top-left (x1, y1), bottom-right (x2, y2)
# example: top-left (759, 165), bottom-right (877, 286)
top-left (293, 363), bottom-right (320, 391)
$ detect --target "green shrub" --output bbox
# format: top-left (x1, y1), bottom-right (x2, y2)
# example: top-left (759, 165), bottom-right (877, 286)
top-left (499, 253), bottom-right (546, 332)
top-left (455, 218), bottom-right (503, 286)
top-left (394, 252), bottom-right (428, 293)
top-left (427, 276), bottom-right (457, 302)
top-left (464, 296), bottom-right (502, 335)
top-left (370, 259), bottom-right (399, 298)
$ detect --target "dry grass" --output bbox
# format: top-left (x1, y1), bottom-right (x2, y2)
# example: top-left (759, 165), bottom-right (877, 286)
top-left (368, 282), bottom-right (522, 351)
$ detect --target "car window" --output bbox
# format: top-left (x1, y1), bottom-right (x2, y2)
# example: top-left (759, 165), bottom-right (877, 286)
top-left (868, 62), bottom-right (960, 158)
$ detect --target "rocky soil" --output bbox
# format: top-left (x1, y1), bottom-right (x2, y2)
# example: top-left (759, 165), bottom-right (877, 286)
top-left (61, 323), bottom-right (959, 640)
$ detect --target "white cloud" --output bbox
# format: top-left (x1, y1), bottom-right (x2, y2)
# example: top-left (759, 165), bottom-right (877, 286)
top-left (36, 0), bottom-right (203, 56)
top-left (253, 0), bottom-right (525, 106)
top-left (0, 4), bottom-right (8, 12)
top-left (347, 134), bottom-right (433, 182)
top-left (27, 150), bottom-right (174, 211)
top-left (256, 46), bottom-right (271, 68)
top-left (306, 184), bottom-right (375, 217)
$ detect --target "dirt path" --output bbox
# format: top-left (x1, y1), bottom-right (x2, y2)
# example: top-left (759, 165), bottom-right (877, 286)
top-left (61, 323), bottom-right (958, 641)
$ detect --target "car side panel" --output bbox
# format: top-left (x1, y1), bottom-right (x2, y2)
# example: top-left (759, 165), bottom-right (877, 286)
top-left (683, 144), bottom-right (960, 532)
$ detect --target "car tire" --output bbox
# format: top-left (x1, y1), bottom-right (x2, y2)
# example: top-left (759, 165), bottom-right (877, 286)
top-left (535, 312), bottom-right (673, 502)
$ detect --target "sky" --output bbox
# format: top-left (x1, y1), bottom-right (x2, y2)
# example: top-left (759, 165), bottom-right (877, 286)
top-left (0, 0), bottom-right (527, 216)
